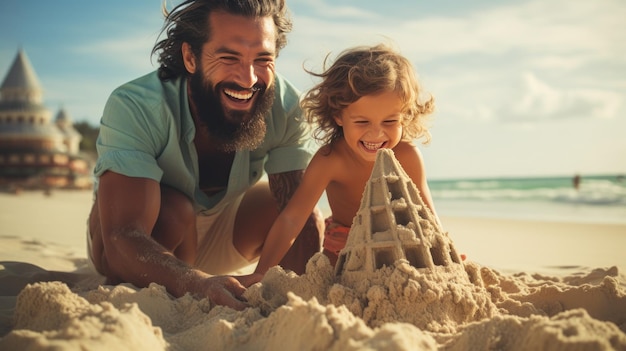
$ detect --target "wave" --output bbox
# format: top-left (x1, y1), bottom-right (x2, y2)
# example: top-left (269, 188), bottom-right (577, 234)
top-left (429, 176), bottom-right (626, 206)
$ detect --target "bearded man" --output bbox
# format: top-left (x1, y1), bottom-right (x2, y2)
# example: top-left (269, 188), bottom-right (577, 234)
top-left (87, 0), bottom-right (323, 310)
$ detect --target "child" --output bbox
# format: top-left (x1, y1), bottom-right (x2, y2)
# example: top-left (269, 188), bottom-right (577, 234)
top-left (238, 44), bottom-right (440, 285)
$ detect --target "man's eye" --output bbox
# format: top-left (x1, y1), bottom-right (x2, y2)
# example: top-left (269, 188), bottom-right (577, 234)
top-left (384, 120), bottom-right (399, 124)
top-left (255, 57), bottom-right (274, 65)
top-left (220, 57), bottom-right (238, 63)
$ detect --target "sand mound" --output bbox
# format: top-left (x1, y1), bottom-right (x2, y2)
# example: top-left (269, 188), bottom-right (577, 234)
top-left (1, 256), bottom-right (625, 350)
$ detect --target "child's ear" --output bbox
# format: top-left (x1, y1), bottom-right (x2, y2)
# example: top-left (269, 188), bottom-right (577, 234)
top-left (333, 115), bottom-right (343, 126)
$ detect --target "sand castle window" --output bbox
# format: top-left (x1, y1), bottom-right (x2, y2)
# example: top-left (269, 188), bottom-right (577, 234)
top-left (394, 208), bottom-right (410, 226)
top-left (387, 178), bottom-right (403, 201)
top-left (371, 208), bottom-right (390, 233)
top-left (417, 207), bottom-right (429, 221)
top-left (449, 247), bottom-right (461, 264)
top-left (373, 247), bottom-right (396, 269)
top-left (350, 248), bottom-right (366, 270)
top-left (430, 244), bottom-right (446, 266)
top-left (370, 181), bottom-right (386, 206)
top-left (404, 246), bottom-right (428, 269)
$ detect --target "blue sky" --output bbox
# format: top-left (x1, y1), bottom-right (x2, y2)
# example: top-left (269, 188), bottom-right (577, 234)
top-left (1, 0), bottom-right (625, 179)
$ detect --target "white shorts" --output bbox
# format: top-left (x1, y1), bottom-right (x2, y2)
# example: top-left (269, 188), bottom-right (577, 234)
top-left (194, 194), bottom-right (258, 275)
top-left (86, 221), bottom-right (98, 273)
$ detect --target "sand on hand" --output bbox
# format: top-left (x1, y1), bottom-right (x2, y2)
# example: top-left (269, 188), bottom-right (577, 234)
top-left (1, 150), bottom-right (625, 350)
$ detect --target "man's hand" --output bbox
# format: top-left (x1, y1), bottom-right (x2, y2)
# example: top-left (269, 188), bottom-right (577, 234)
top-left (195, 275), bottom-right (248, 310)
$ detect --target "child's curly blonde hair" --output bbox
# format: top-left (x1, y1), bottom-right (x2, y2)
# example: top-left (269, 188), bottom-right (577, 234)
top-left (301, 44), bottom-right (435, 147)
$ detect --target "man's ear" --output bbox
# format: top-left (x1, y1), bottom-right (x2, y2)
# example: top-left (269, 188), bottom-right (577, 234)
top-left (182, 42), bottom-right (196, 74)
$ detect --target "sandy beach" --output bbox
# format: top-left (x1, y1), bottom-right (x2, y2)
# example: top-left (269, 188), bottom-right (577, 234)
top-left (1, 189), bottom-right (625, 350)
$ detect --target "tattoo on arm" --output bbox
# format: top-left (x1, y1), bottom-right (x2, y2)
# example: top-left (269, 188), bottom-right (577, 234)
top-left (268, 170), bottom-right (304, 210)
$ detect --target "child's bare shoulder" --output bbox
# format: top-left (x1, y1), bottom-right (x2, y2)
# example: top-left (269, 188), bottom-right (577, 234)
top-left (308, 143), bottom-right (352, 179)
top-left (393, 141), bottom-right (421, 156)
top-left (312, 143), bottom-right (343, 162)
top-left (393, 142), bottom-right (427, 180)
top-left (394, 141), bottom-right (426, 165)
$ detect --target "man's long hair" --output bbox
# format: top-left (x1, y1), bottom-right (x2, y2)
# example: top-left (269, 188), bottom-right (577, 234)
top-left (152, 0), bottom-right (292, 81)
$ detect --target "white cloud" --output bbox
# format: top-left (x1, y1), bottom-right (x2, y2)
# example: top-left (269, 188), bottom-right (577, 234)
top-left (289, 0), bottom-right (625, 61)
top-left (283, 0), bottom-right (626, 126)
top-left (73, 32), bottom-right (159, 72)
top-left (527, 55), bottom-right (587, 71)
top-left (290, 0), bottom-right (379, 20)
top-left (503, 72), bottom-right (621, 122)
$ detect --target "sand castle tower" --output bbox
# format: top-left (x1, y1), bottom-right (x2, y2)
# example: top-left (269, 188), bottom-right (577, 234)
top-left (335, 149), bottom-right (464, 279)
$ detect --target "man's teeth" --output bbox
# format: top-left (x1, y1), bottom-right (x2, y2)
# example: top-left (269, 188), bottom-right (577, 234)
top-left (362, 141), bottom-right (384, 150)
top-left (225, 89), bottom-right (253, 100)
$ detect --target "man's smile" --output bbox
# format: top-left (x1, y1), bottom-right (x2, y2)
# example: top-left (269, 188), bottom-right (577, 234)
top-left (224, 88), bottom-right (255, 101)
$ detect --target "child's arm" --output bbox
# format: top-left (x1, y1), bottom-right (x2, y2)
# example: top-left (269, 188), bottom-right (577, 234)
top-left (238, 153), bottom-right (332, 285)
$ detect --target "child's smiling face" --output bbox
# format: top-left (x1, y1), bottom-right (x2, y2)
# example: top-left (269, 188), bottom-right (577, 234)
top-left (334, 90), bottom-right (404, 163)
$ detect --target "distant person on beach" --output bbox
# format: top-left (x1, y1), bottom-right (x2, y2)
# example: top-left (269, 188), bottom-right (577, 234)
top-left (87, 0), bottom-right (323, 310)
top-left (238, 44), bottom-right (442, 286)
top-left (573, 174), bottom-right (581, 191)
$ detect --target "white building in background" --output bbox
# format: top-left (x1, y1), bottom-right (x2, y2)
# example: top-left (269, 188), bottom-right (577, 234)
top-left (55, 106), bottom-right (83, 155)
top-left (0, 48), bottom-right (92, 190)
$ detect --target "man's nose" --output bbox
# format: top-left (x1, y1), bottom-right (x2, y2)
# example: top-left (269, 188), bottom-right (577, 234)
top-left (233, 62), bottom-right (258, 88)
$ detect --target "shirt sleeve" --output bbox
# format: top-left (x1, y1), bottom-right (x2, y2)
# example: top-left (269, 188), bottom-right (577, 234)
top-left (263, 75), bottom-right (316, 175)
top-left (93, 88), bottom-right (165, 182)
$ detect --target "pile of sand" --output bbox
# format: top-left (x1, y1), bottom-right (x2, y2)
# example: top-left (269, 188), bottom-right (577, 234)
top-left (1, 254), bottom-right (624, 350)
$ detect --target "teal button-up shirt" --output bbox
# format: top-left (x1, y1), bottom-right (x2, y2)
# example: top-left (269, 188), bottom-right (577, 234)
top-left (94, 70), bottom-right (314, 214)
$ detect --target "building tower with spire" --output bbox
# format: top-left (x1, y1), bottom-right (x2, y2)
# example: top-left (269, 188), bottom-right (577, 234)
top-left (55, 106), bottom-right (82, 155)
top-left (0, 49), bottom-right (92, 190)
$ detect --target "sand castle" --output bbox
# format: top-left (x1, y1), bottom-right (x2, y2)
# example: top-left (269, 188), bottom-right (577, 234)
top-left (335, 148), bottom-right (464, 281)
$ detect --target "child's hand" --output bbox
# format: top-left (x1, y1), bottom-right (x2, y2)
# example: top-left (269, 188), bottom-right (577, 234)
top-left (235, 272), bottom-right (264, 288)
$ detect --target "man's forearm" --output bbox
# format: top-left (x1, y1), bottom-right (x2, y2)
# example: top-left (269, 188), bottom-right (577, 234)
top-left (104, 229), bottom-right (202, 297)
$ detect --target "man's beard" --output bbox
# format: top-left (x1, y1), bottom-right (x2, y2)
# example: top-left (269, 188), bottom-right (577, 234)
top-left (189, 70), bottom-right (274, 152)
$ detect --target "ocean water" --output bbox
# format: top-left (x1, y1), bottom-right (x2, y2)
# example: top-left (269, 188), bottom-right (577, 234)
top-left (317, 174), bottom-right (626, 225)
top-left (429, 174), bottom-right (626, 224)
